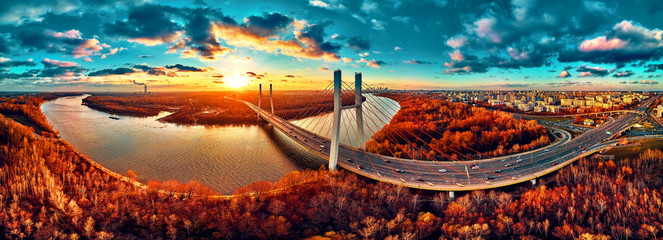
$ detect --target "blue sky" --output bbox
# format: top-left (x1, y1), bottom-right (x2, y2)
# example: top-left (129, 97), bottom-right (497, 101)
top-left (0, 0), bottom-right (663, 91)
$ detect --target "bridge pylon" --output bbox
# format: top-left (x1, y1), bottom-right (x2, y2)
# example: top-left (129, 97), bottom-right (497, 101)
top-left (258, 84), bottom-right (275, 117)
top-left (329, 70), bottom-right (364, 171)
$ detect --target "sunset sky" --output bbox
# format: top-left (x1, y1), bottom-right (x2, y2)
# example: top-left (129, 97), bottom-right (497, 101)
top-left (1, 0), bottom-right (663, 91)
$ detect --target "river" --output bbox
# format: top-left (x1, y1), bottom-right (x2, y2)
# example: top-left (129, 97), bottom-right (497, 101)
top-left (41, 94), bottom-right (399, 194)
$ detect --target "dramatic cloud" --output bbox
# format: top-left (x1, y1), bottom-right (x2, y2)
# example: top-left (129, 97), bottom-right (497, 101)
top-left (576, 65), bottom-right (609, 77)
top-left (16, 29), bottom-right (109, 60)
top-left (559, 21), bottom-right (663, 64)
top-left (243, 12), bottom-right (292, 37)
top-left (347, 37), bottom-right (371, 52)
top-left (104, 4), bottom-right (182, 46)
top-left (645, 63), bottom-right (663, 72)
top-left (165, 64), bottom-right (207, 72)
top-left (41, 58), bottom-right (77, 67)
top-left (0, 58), bottom-right (36, 68)
top-left (613, 70), bottom-right (634, 78)
top-left (558, 70), bottom-right (571, 78)
top-left (88, 68), bottom-right (137, 77)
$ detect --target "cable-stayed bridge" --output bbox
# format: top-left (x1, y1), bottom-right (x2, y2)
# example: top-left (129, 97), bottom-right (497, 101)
top-left (239, 70), bottom-right (652, 195)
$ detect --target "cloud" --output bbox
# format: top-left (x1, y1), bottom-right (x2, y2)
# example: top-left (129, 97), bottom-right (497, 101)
top-left (612, 70), bottom-right (634, 78)
top-left (371, 19), bottom-right (386, 31)
top-left (559, 21), bottom-right (663, 64)
top-left (576, 65), bottom-right (609, 77)
top-left (88, 68), bottom-right (138, 77)
top-left (619, 81), bottom-right (627, 84)
top-left (16, 29), bottom-right (109, 60)
top-left (104, 4), bottom-right (182, 46)
top-left (284, 74), bottom-right (297, 78)
top-left (361, 0), bottom-right (378, 14)
top-left (392, 16), bottom-right (412, 24)
top-left (243, 12), bottom-right (293, 37)
top-left (203, 20), bottom-right (341, 61)
top-left (366, 59), bottom-right (385, 68)
top-left (308, 0), bottom-right (346, 10)
top-left (644, 63), bottom-right (663, 73)
top-left (394, 46), bottom-right (402, 51)
top-left (245, 71), bottom-right (265, 79)
top-left (165, 64), bottom-right (207, 72)
top-left (41, 58), bottom-right (77, 67)
top-left (403, 59), bottom-right (434, 65)
top-left (347, 37), bottom-right (371, 52)
top-left (558, 70), bottom-right (571, 78)
top-left (0, 58), bottom-right (36, 68)
top-left (319, 67), bottom-right (329, 71)
top-left (342, 57), bottom-right (353, 62)
top-left (639, 79), bottom-right (659, 84)
top-left (137, 55), bottom-right (153, 58)
top-left (212, 75), bottom-right (224, 79)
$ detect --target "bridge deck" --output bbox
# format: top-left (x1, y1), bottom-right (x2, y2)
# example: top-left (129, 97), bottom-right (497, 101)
top-left (240, 98), bottom-right (649, 191)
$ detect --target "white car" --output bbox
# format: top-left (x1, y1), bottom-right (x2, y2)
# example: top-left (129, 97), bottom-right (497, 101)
top-left (438, 169), bottom-right (447, 173)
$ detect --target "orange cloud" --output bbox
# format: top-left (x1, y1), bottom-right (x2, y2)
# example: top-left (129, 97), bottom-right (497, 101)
top-left (210, 22), bottom-right (340, 62)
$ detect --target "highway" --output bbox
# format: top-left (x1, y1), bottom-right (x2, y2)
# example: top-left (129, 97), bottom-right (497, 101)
top-left (240, 96), bottom-right (654, 191)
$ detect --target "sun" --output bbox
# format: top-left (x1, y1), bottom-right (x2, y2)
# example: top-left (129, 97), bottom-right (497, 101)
top-left (224, 74), bottom-right (249, 89)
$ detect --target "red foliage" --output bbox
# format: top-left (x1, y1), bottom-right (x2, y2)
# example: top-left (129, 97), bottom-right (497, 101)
top-left (2, 93), bottom-right (663, 239)
top-left (366, 93), bottom-right (551, 160)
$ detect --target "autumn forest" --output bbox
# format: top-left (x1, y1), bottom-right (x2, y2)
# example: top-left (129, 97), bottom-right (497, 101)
top-left (1, 93), bottom-right (663, 239)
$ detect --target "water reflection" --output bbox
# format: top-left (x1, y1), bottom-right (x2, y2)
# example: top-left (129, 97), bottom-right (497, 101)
top-left (41, 94), bottom-right (398, 194)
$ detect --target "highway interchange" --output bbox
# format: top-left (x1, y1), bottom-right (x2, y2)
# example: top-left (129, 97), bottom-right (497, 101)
top-left (241, 96), bottom-right (656, 191)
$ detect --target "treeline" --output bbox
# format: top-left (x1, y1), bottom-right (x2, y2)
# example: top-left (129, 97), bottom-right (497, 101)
top-left (366, 93), bottom-right (551, 160)
top-left (82, 91), bottom-right (361, 126)
top-left (0, 93), bottom-right (75, 137)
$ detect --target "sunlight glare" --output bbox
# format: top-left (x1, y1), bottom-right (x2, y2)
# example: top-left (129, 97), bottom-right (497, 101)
top-left (225, 74), bottom-right (249, 89)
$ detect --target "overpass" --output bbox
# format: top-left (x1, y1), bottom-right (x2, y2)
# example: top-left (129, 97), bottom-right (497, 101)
top-left (240, 70), bottom-right (653, 193)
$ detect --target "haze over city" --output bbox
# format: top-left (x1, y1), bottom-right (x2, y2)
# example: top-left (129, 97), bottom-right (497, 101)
top-left (1, 0), bottom-right (663, 91)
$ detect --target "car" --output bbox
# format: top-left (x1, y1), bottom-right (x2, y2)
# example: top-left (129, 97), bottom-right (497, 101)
top-left (471, 165), bottom-right (479, 169)
top-left (320, 145), bottom-right (326, 149)
top-left (385, 159), bottom-right (391, 163)
top-left (396, 169), bottom-right (405, 173)
top-left (504, 163), bottom-right (513, 167)
top-left (544, 149), bottom-right (550, 152)
top-left (516, 159), bottom-right (523, 163)
top-left (312, 135), bottom-right (317, 138)
top-left (304, 139), bottom-right (307, 142)
top-left (347, 158), bottom-right (354, 163)
top-left (487, 176), bottom-right (496, 180)
top-left (517, 156), bottom-right (521, 159)
top-left (552, 161), bottom-right (558, 166)
top-left (492, 169), bottom-right (502, 173)
top-left (293, 135), bottom-right (298, 138)
top-left (357, 165), bottom-right (364, 169)
top-left (438, 169), bottom-right (447, 173)
top-left (417, 178), bottom-right (425, 182)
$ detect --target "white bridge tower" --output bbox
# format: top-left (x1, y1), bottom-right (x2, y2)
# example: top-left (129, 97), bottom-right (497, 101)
top-left (329, 70), bottom-right (364, 171)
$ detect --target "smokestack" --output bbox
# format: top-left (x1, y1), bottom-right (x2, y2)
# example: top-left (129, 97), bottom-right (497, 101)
top-left (132, 80), bottom-right (148, 94)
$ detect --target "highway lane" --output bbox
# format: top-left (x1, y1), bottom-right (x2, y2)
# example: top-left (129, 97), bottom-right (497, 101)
top-left (239, 96), bottom-right (654, 191)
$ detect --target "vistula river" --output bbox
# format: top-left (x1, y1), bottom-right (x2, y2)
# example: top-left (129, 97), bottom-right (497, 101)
top-left (41, 94), bottom-right (399, 194)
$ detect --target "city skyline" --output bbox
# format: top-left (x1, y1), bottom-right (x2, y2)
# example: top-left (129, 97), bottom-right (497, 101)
top-left (1, 0), bottom-right (663, 91)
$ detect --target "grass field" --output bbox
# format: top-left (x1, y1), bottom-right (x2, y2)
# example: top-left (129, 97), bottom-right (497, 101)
top-left (605, 139), bottom-right (663, 160)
